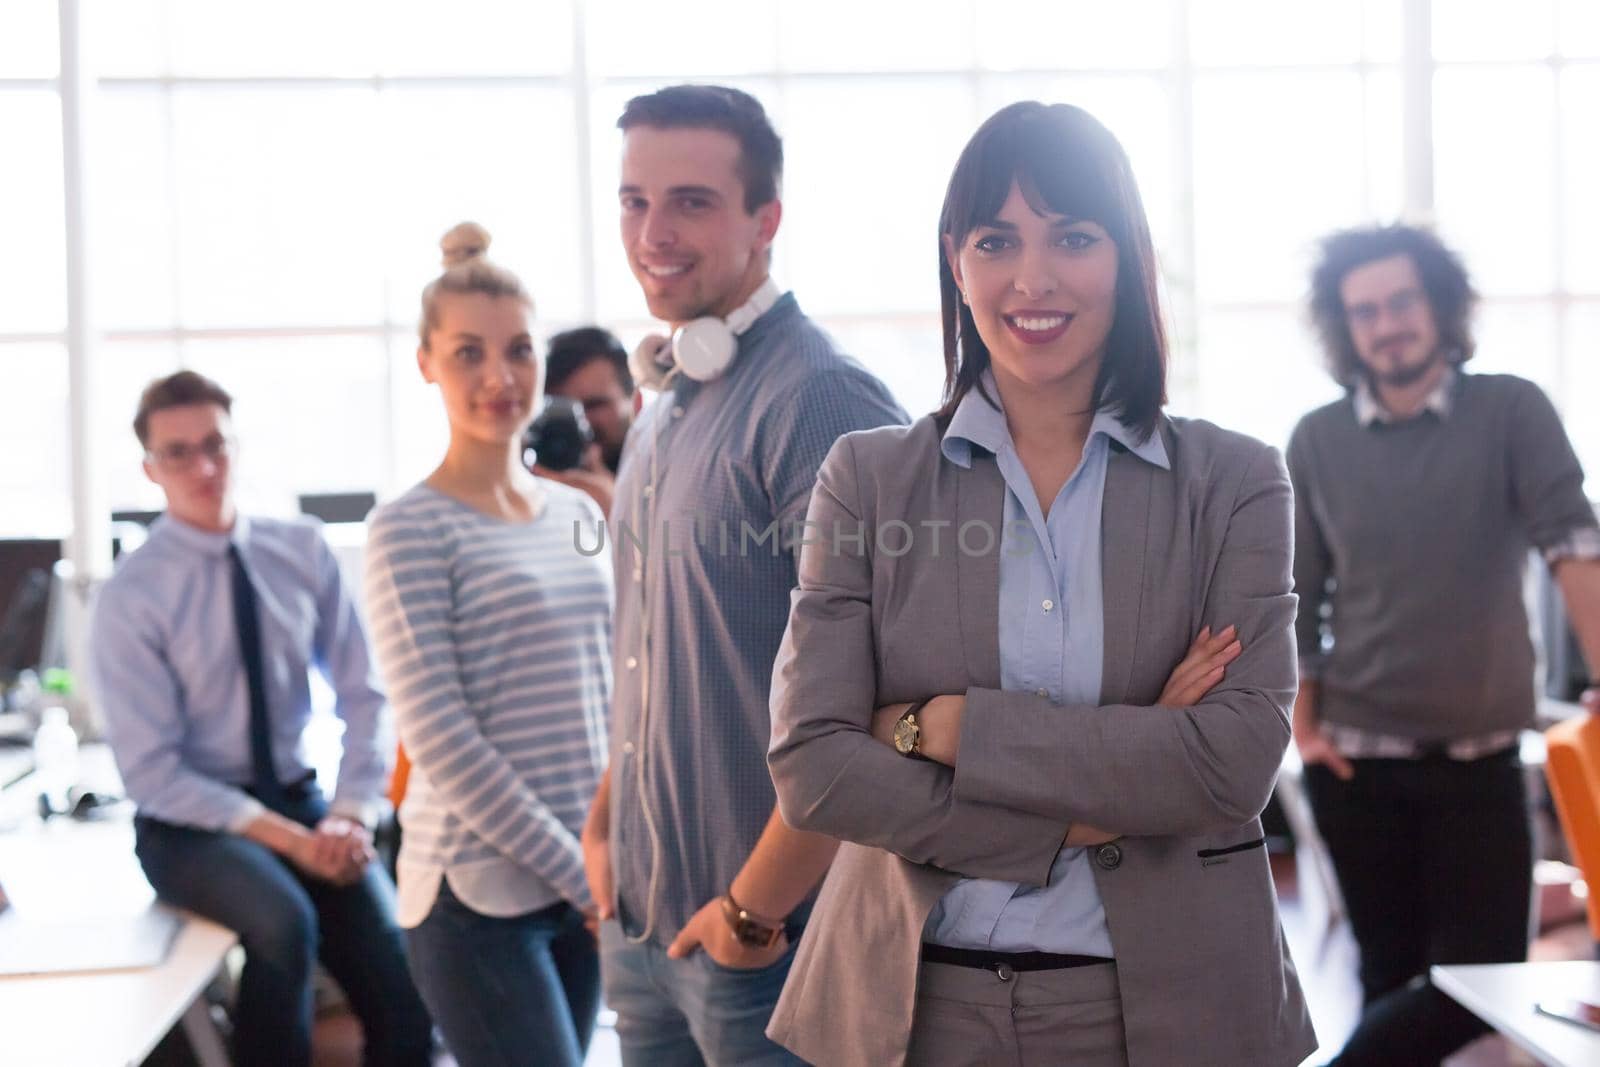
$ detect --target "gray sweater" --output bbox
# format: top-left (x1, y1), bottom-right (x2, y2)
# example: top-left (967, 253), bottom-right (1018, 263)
top-left (1287, 372), bottom-right (1597, 740)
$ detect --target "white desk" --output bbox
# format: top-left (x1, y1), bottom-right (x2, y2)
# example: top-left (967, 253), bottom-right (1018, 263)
top-left (1431, 962), bottom-right (1600, 1067)
top-left (0, 749), bottom-right (236, 1067)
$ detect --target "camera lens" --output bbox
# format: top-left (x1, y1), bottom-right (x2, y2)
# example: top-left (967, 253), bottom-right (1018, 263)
top-left (523, 396), bottom-right (594, 472)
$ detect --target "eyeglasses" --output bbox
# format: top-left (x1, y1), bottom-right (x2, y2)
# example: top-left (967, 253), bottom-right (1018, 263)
top-left (145, 434), bottom-right (235, 471)
top-left (1344, 288), bottom-right (1424, 329)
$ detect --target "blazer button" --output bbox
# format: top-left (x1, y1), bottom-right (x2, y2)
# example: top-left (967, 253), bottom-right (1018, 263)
top-left (1095, 843), bottom-right (1123, 870)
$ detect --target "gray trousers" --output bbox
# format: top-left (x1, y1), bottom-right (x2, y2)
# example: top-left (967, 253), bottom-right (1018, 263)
top-left (906, 960), bottom-right (1130, 1067)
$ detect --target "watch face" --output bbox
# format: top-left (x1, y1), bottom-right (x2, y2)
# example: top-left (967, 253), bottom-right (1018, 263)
top-left (893, 714), bottom-right (919, 754)
top-left (735, 915), bottom-right (782, 949)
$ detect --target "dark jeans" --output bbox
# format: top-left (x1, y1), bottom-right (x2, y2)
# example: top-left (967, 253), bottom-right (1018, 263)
top-left (133, 789), bottom-right (434, 1067)
top-left (1305, 748), bottom-right (1533, 1066)
top-left (404, 880), bottom-right (600, 1067)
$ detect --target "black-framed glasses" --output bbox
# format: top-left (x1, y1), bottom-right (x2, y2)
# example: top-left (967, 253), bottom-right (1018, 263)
top-left (145, 433), bottom-right (235, 471)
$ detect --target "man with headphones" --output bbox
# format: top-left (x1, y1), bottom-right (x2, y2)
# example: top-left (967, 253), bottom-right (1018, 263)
top-left (581, 84), bottom-right (906, 1064)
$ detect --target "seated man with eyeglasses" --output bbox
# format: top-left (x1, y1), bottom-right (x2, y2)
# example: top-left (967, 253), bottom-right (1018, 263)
top-left (88, 371), bottom-right (433, 1067)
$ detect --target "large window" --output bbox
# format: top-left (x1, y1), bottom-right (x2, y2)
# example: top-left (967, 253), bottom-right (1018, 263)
top-left (3, 0), bottom-right (1597, 536)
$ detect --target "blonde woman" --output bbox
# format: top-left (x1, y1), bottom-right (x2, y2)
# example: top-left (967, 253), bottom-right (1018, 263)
top-left (365, 224), bottom-right (611, 1067)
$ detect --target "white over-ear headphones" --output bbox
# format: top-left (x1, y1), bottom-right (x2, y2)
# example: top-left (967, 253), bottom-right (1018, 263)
top-left (629, 278), bottom-right (782, 390)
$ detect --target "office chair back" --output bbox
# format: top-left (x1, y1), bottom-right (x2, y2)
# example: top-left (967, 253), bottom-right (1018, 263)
top-left (1544, 713), bottom-right (1600, 941)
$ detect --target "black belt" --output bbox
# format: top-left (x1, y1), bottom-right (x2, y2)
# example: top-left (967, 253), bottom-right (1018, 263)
top-left (920, 943), bottom-right (1113, 972)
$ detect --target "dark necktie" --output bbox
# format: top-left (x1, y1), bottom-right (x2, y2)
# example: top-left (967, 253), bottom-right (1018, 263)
top-left (227, 543), bottom-right (284, 807)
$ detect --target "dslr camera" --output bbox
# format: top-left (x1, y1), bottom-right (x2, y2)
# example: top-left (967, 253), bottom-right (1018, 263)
top-left (522, 396), bottom-right (595, 472)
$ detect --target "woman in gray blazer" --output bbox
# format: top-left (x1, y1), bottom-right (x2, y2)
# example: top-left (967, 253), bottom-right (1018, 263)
top-left (765, 103), bottom-right (1317, 1066)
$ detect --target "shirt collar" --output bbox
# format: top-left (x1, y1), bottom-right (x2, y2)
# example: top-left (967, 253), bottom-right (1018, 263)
top-left (1353, 365), bottom-right (1457, 427)
top-left (149, 511), bottom-right (251, 558)
top-left (940, 370), bottom-right (1169, 471)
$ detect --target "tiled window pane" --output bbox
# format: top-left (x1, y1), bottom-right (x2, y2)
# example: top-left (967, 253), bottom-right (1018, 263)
top-left (1191, 0), bottom-right (1363, 66)
top-left (1434, 67), bottom-right (1557, 296)
top-left (377, 86), bottom-right (582, 325)
top-left (171, 86), bottom-right (383, 327)
top-left (782, 78), bottom-right (974, 317)
top-left (588, 0), bottom-right (777, 77)
top-left (163, 0), bottom-right (377, 77)
top-left (379, 0), bottom-right (572, 76)
top-left (779, 0), bottom-right (975, 72)
top-left (1564, 303), bottom-right (1600, 496)
top-left (1559, 0), bottom-right (1600, 57)
top-left (1193, 309), bottom-right (1342, 449)
top-left (1469, 302), bottom-right (1560, 395)
top-left (1434, 0), bottom-right (1556, 62)
top-left (0, 0), bottom-right (58, 79)
top-left (1192, 72), bottom-right (1368, 304)
top-left (94, 87), bottom-right (176, 329)
top-left (1562, 67), bottom-right (1600, 293)
top-left (0, 344), bottom-right (69, 536)
top-left (182, 335), bottom-right (390, 509)
top-left (976, 0), bottom-right (1173, 71)
top-left (0, 93), bottom-right (66, 332)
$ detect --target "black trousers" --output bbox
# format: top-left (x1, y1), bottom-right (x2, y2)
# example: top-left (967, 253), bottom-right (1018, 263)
top-left (1304, 748), bottom-right (1533, 1066)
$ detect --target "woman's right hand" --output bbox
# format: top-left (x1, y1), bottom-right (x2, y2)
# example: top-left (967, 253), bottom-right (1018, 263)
top-left (1157, 625), bottom-right (1242, 708)
top-left (1063, 628), bottom-right (1241, 849)
top-left (1058, 627), bottom-right (1241, 850)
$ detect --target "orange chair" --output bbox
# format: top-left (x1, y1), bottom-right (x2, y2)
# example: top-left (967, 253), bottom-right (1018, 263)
top-left (1543, 713), bottom-right (1600, 942)
top-left (389, 743), bottom-right (412, 812)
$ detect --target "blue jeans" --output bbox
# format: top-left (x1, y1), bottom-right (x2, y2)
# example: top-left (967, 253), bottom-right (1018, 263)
top-left (133, 791), bottom-right (433, 1067)
top-left (599, 919), bottom-right (805, 1067)
top-left (405, 880), bottom-right (600, 1067)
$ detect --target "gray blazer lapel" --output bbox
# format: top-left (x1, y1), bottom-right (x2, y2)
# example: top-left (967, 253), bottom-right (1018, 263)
top-left (1100, 440), bottom-right (1156, 705)
top-left (955, 453), bottom-right (1005, 689)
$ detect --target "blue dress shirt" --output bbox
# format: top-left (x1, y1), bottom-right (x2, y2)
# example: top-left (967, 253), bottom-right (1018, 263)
top-left (927, 373), bottom-right (1170, 955)
top-left (90, 513), bottom-right (390, 833)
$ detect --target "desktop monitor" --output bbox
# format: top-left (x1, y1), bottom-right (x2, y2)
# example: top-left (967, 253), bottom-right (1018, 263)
top-left (0, 540), bottom-right (62, 683)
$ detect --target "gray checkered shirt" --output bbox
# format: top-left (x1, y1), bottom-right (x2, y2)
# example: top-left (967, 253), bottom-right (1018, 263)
top-left (606, 292), bottom-right (907, 945)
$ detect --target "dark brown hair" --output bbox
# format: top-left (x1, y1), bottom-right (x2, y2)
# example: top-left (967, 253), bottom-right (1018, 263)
top-left (545, 326), bottom-right (633, 397)
top-left (133, 370), bottom-right (233, 447)
top-left (617, 84), bottom-right (783, 213)
top-left (936, 101), bottom-right (1168, 440)
top-left (1309, 224), bottom-right (1478, 389)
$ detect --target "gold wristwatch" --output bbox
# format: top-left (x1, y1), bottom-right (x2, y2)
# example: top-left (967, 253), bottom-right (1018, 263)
top-left (892, 698), bottom-right (932, 760)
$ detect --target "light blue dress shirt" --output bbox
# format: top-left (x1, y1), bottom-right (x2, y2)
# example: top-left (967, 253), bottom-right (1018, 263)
top-left (90, 513), bottom-right (390, 833)
top-left (926, 373), bottom-right (1170, 955)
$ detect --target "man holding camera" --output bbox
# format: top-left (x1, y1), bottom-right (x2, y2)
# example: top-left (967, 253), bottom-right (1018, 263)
top-left (530, 326), bottom-right (640, 516)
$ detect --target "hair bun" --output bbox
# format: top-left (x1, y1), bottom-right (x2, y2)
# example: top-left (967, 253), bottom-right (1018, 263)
top-left (440, 221), bottom-right (492, 268)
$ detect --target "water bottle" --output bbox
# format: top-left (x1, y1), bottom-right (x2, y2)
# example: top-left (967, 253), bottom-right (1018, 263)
top-left (32, 705), bottom-right (79, 813)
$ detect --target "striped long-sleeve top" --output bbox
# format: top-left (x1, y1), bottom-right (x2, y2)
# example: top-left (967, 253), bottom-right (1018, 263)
top-left (364, 481), bottom-right (611, 927)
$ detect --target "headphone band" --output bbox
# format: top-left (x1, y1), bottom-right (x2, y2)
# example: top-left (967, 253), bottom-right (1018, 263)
top-left (722, 277), bottom-right (782, 337)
